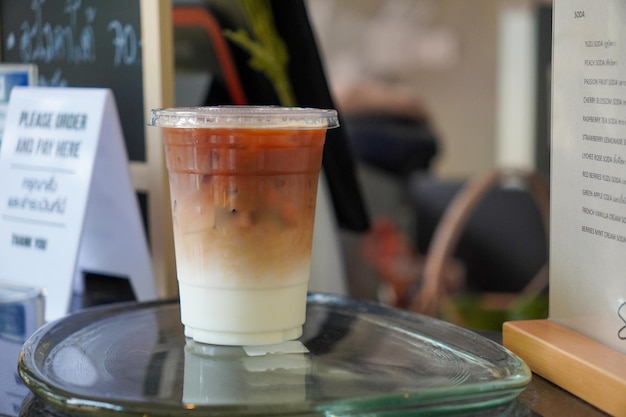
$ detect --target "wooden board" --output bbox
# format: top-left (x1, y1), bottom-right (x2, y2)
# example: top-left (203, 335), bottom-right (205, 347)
top-left (503, 319), bottom-right (626, 417)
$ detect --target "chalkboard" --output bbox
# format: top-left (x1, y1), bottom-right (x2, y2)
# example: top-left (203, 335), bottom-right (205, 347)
top-left (0, 0), bottom-right (145, 162)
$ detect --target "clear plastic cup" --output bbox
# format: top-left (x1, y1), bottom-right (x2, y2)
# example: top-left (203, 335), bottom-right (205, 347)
top-left (149, 106), bottom-right (338, 346)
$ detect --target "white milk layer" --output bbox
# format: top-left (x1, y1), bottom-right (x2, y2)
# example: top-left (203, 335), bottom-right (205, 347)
top-left (179, 282), bottom-right (308, 346)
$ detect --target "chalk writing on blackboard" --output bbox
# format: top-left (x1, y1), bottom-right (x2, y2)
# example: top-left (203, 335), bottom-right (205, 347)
top-left (1, 0), bottom-right (146, 162)
top-left (7, 0), bottom-right (96, 68)
top-left (108, 20), bottom-right (138, 67)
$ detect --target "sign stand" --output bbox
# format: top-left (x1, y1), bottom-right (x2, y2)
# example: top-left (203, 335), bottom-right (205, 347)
top-left (72, 86), bottom-right (155, 300)
top-left (0, 87), bottom-right (157, 322)
top-left (504, 2), bottom-right (626, 416)
top-left (503, 320), bottom-right (626, 416)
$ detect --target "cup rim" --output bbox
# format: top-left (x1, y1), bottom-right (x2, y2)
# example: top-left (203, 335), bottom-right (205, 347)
top-left (148, 105), bottom-right (339, 130)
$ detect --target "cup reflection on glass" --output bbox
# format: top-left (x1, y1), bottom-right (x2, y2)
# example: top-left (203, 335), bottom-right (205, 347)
top-left (149, 106), bottom-right (338, 346)
top-left (183, 339), bottom-right (310, 405)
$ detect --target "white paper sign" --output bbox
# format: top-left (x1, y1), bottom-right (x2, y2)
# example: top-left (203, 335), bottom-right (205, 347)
top-left (0, 87), bottom-right (157, 322)
top-left (551, 1), bottom-right (626, 353)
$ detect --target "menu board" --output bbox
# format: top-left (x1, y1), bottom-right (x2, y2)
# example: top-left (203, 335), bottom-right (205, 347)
top-left (551, 0), bottom-right (626, 354)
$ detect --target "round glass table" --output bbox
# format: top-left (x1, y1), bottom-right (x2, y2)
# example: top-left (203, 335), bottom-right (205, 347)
top-left (17, 293), bottom-right (530, 416)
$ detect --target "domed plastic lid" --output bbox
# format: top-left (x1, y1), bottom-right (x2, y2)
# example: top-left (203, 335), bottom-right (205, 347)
top-left (148, 106), bottom-right (339, 129)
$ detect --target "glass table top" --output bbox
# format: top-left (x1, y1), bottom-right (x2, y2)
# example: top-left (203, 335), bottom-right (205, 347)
top-left (18, 293), bottom-right (531, 416)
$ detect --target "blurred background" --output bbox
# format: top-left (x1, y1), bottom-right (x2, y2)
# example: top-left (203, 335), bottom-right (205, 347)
top-left (307, 0), bottom-right (552, 181)
top-left (303, 0), bottom-right (552, 319)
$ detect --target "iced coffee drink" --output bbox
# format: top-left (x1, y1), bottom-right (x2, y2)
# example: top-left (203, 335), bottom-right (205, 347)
top-left (149, 106), bottom-right (338, 346)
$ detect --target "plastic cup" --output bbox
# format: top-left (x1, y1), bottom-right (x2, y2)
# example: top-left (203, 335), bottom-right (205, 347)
top-left (149, 106), bottom-right (338, 346)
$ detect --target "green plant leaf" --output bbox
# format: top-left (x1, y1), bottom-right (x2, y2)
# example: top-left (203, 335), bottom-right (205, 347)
top-left (224, 0), bottom-right (296, 106)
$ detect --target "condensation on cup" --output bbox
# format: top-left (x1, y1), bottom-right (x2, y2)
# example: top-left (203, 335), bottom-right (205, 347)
top-left (149, 106), bottom-right (338, 346)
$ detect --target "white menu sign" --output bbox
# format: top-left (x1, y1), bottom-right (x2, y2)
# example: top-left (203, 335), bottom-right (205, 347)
top-left (0, 87), bottom-right (157, 322)
top-left (551, 1), bottom-right (626, 353)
